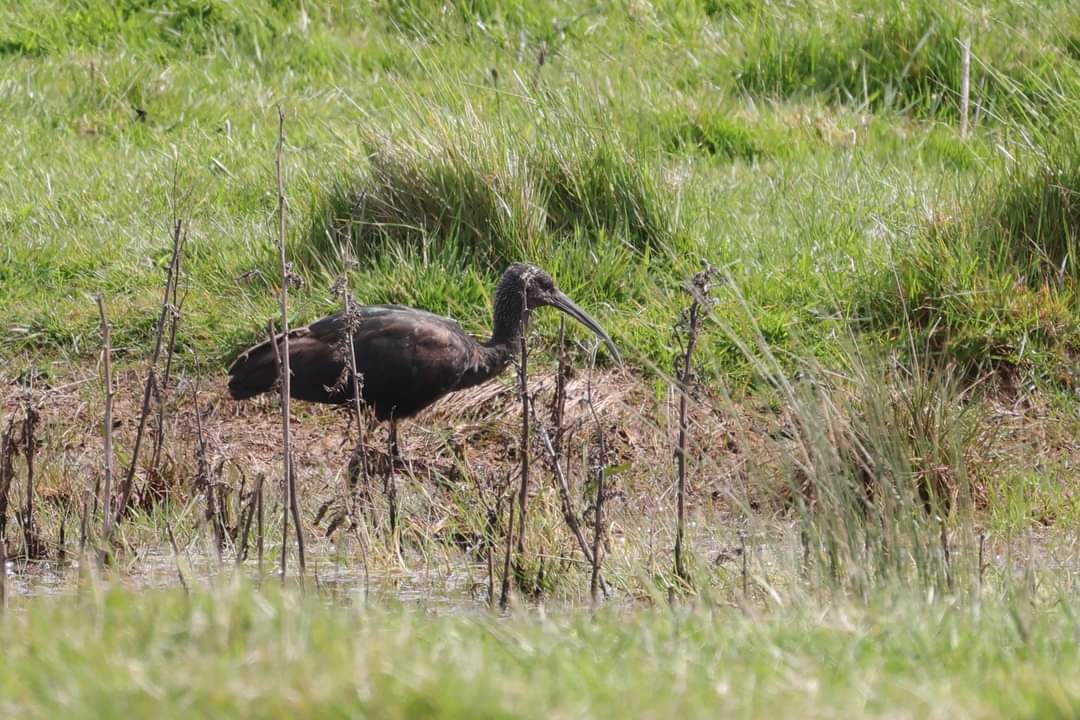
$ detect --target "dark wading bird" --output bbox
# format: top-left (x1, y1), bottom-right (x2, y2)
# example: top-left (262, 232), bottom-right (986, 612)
top-left (227, 262), bottom-right (620, 455)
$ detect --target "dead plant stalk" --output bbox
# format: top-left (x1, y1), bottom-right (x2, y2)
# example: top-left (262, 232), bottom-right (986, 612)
top-left (113, 218), bottom-right (183, 528)
top-left (96, 295), bottom-right (115, 545)
top-left (516, 328), bottom-right (530, 559)
top-left (274, 106), bottom-right (305, 579)
top-left (674, 265), bottom-right (714, 584)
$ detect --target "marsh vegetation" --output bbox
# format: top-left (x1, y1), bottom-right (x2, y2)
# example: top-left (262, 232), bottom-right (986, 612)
top-left (3, 1), bottom-right (1080, 716)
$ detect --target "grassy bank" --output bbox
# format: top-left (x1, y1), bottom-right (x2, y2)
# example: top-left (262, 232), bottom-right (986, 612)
top-left (2, 582), bottom-right (1080, 719)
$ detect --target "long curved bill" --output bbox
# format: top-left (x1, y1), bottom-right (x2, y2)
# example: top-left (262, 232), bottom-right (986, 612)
top-left (550, 290), bottom-right (622, 365)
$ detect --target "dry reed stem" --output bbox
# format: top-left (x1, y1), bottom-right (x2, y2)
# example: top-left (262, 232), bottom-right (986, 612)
top-left (273, 105), bottom-right (305, 581)
top-left (515, 327), bottom-right (530, 566)
top-left (20, 399), bottom-right (40, 561)
top-left (339, 244), bottom-right (371, 526)
top-left (0, 411), bottom-right (17, 550)
top-left (150, 226), bottom-right (185, 486)
top-left (113, 218), bottom-right (183, 526)
top-left (257, 469), bottom-right (265, 579)
top-left (237, 472), bottom-right (265, 565)
top-left (674, 265), bottom-right (714, 585)
top-left (164, 515), bottom-right (189, 596)
top-left (585, 347), bottom-right (606, 604)
top-left (190, 359), bottom-right (222, 562)
top-left (500, 490), bottom-right (516, 610)
top-left (96, 295), bottom-right (115, 545)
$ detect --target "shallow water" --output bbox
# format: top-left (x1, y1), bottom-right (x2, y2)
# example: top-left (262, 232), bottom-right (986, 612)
top-left (5, 524), bottom-right (1080, 606)
top-left (2, 539), bottom-right (488, 609)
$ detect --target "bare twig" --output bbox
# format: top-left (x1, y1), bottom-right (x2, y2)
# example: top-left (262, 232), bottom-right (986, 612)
top-left (500, 490), bottom-right (517, 611)
top-left (79, 491), bottom-right (89, 556)
top-left (550, 318), bottom-right (568, 464)
top-left (385, 424), bottom-right (400, 554)
top-left (114, 218), bottom-right (183, 526)
top-left (96, 295), bottom-right (115, 544)
top-left (237, 473), bottom-right (265, 565)
top-left (149, 225), bottom-right (186, 491)
top-left (673, 264), bottom-right (715, 585)
top-left (515, 330), bottom-right (530, 559)
top-left (0, 413), bottom-right (18, 549)
top-left (190, 358), bottom-right (222, 562)
top-left (0, 521), bottom-right (4, 612)
top-left (164, 516), bottom-right (189, 596)
top-left (537, 422), bottom-right (594, 567)
top-left (20, 399), bottom-right (41, 560)
top-left (273, 105), bottom-right (305, 580)
top-left (585, 346), bottom-right (606, 605)
top-left (978, 530), bottom-right (986, 588)
top-left (257, 468), bottom-right (265, 579)
top-left (338, 244), bottom-right (371, 526)
top-left (471, 470), bottom-right (511, 609)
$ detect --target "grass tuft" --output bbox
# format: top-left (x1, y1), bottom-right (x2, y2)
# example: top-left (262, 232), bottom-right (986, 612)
top-left (736, 0), bottom-right (1079, 123)
top-left (310, 107), bottom-right (671, 270)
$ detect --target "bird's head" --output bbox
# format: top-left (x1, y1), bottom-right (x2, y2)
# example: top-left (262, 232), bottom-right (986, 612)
top-left (497, 262), bottom-right (621, 363)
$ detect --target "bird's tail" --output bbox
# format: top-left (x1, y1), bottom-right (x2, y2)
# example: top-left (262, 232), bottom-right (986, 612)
top-left (227, 336), bottom-right (283, 400)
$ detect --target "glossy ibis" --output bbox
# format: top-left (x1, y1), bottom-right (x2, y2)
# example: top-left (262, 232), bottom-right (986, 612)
top-left (227, 263), bottom-right (619, 451)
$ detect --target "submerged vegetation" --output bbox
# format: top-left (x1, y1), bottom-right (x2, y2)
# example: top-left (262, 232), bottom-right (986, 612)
top-left (4, 0), bottom-right (1080, 716)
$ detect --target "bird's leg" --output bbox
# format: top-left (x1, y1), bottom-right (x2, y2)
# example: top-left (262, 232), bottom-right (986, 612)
top-left (347, 445), bottom-right (372, 525)
top-left (389, 419), bottom-right (401, 464)
top-left (385, 418), bottom-right (400, 554)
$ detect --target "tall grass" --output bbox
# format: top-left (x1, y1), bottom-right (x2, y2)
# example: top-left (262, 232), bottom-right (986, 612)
top-left (857, 127), bottom-right (1080, 383)
top-left (736, 0), bottom-right (1080, 124)
top-left (310, 101), bottom-right (672, 270)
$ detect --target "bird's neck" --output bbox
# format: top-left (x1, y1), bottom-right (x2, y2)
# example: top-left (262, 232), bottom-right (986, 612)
top-left (488, 277), bottom-right (529, 350)
top-left (453, 283), bottom-right (528, 392)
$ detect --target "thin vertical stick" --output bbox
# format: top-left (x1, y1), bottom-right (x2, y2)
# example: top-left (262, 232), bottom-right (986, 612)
top-left (959, 36), bottom-right (972, 139)
top-left (385, 422), bottom-right (399, 554)
top-left (674, 300), bottom-right (700, 584)
top-left (739, 530), bottom-right (748, 597)
top-left (257, 470), bottom-right (265, 579)
top-left (0, 415), bottom-right (15, 545)
top-left (0, 524), bottom-right (4, 612)
top-left (500, 491), bottom-right (516, 610)
top-left (20, 401), bottom-right (40, 560)
top-left (273, 105), bottom-right (304, 580)
top-left (237, 473), bottom-right (264, 565)
top-left (585, 347), bottom-right (606, 605)
top-left (288, 459), bottom-right (305, 573)
top-left (516, 332), bottom-right (530, 558)
top-left (551, 318), bottom-right (568, 464)
top-left (150, 228), bottom-right (185, 482)
top-left (590, 455), bottom-right (605, 604)
top-left (96, 295), bottom-right (115, 544)
top-left (537, 423), bottom-right (595, 569)
top-left (164, 517), bottom-right (189, 596)
top-left (79, 491), bottom-right (89, 556)
top-left (114, 218), bottom-right (183, 527)
top-left (340, 244), bottom-right (371, 524)
top-left (674, 266), bottom-right (713, 585)
top-left (978, 530), bottom-right (986, 588)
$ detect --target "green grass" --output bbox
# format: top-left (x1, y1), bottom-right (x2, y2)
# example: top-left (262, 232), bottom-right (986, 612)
top-left (3, 583), bottom-right (1080, 718)
top-left (3, 0), bottom-right (1078, 387)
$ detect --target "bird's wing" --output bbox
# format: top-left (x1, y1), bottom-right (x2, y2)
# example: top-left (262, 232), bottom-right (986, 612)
top-left (349, 308), bottom-right (476, 415)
